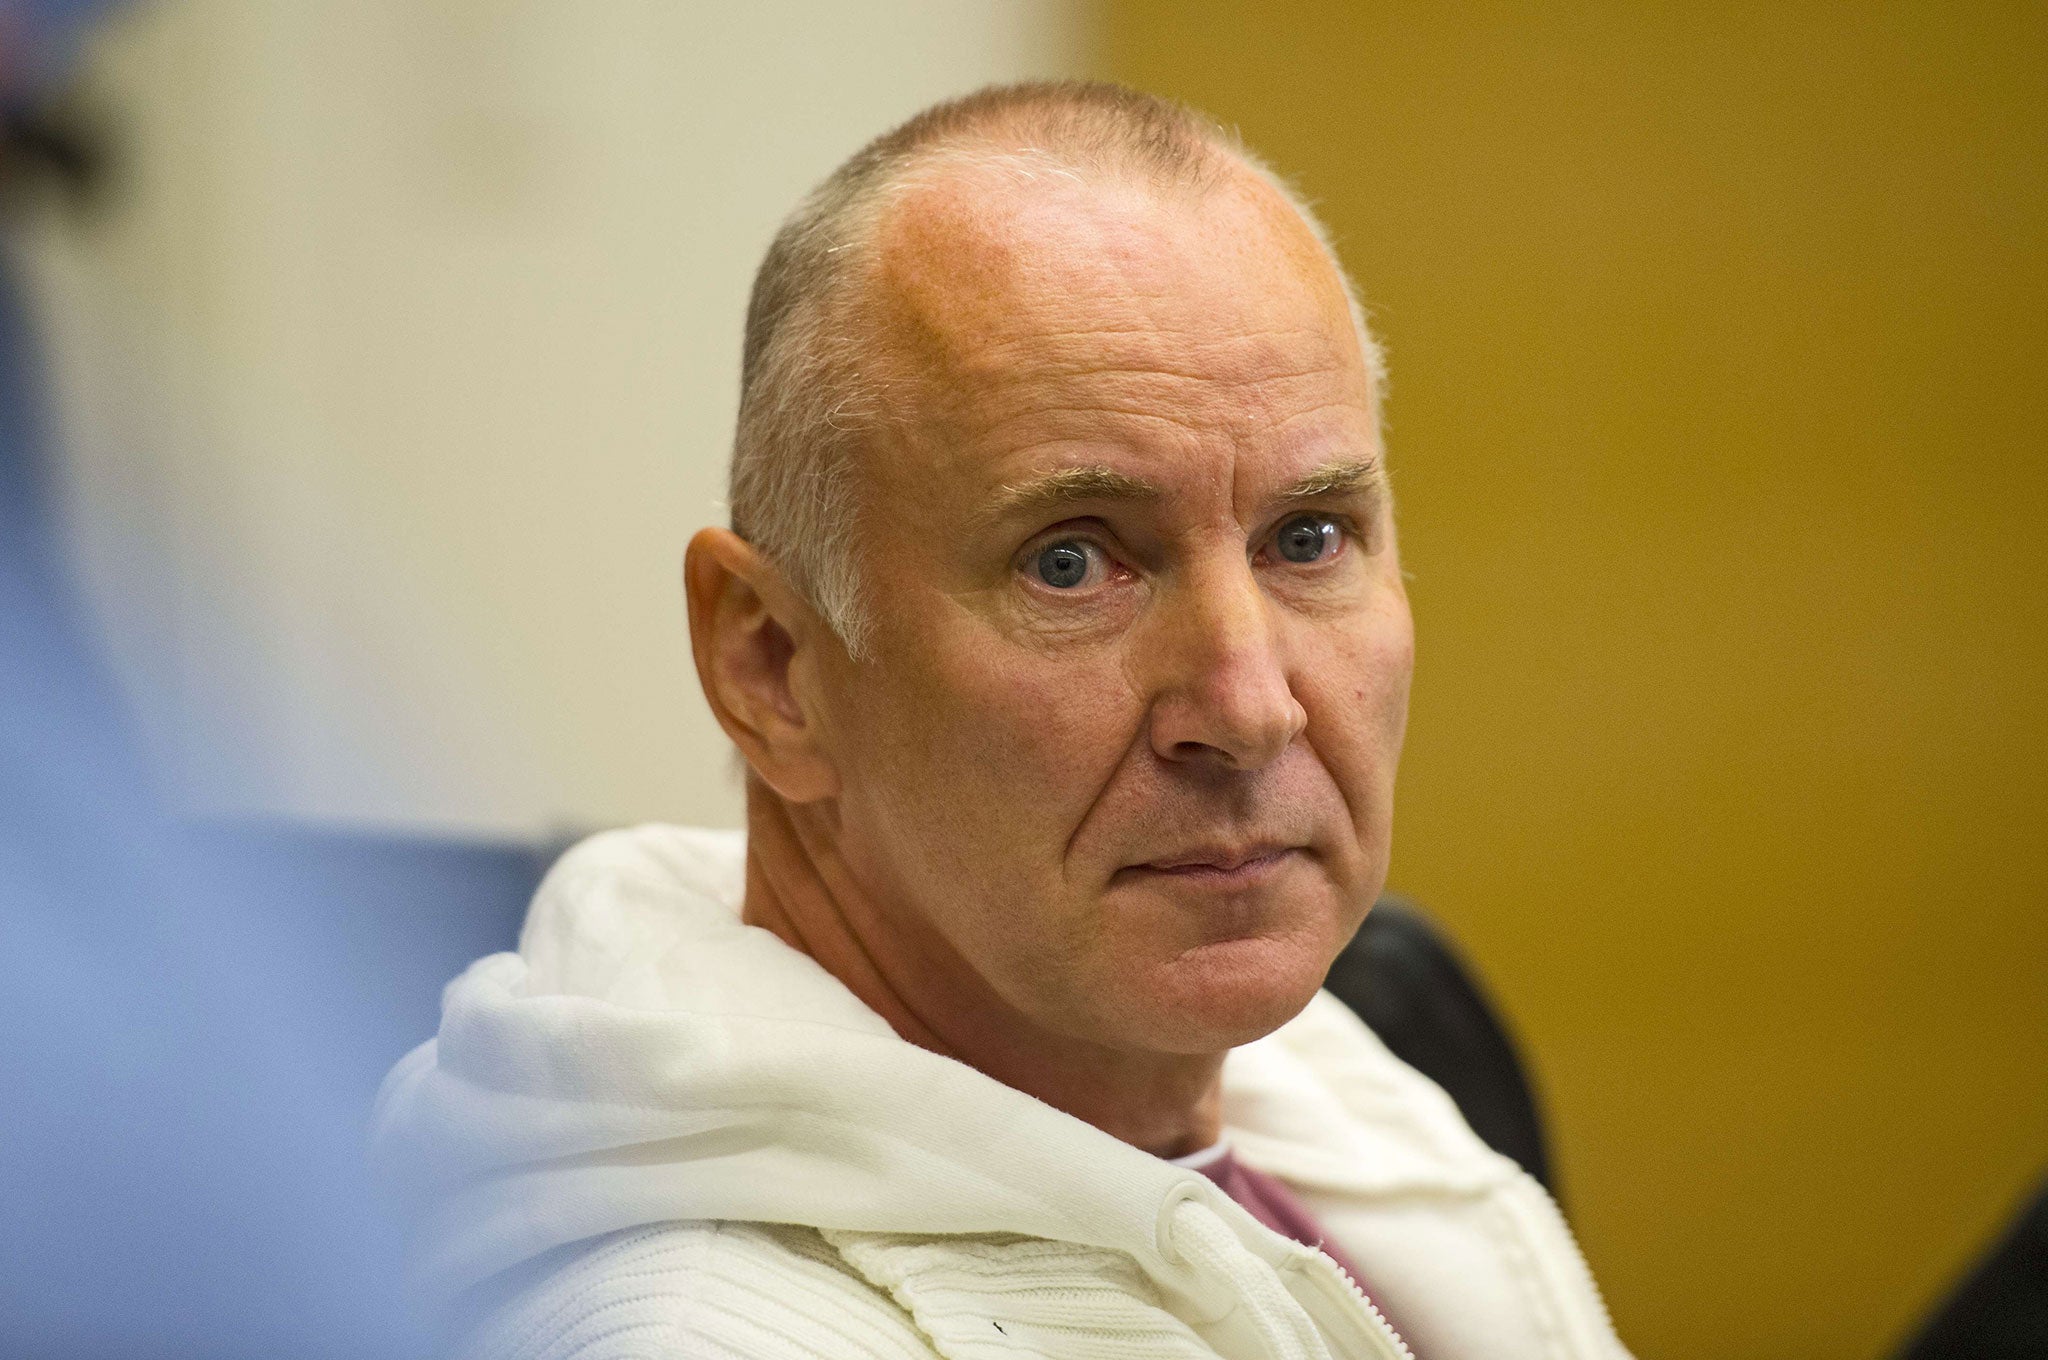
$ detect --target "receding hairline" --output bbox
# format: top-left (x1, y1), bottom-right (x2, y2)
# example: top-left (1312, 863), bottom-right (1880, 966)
top-left (823, 99), bottom-right (1381, 410)
top-left (728, 81), bottom-right (1388, 661)
top-left (858, 145), bottom-right (1372, 368)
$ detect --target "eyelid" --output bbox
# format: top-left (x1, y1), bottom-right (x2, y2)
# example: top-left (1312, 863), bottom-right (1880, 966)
top-left (1014, 520), bottom-right (1118, 568)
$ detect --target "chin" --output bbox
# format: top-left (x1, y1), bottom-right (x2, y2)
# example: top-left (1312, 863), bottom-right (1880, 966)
top-left (1102, 933), bottom-right (1335, 1055)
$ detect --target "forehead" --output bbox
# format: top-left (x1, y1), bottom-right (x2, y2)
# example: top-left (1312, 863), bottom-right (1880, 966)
top-left (859, 160), bottom-right (1374, 486)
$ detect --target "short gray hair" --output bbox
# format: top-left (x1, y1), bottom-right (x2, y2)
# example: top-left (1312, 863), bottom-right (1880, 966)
top-left (728, 81), bottom-right (1385, 661)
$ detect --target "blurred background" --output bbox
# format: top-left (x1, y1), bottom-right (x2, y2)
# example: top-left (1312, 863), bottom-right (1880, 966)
top-left (3, 2), bottom-right (2042, 1357)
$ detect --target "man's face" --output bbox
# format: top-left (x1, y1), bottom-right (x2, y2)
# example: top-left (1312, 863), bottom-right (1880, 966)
top-left (810, 165), bottom-right (1413, 1056)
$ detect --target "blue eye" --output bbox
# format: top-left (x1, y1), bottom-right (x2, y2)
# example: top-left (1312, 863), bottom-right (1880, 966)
top-left (1274, 514), bottom-right (1339, 564)
top-left (1035, 541), bottom-right (1093, 588)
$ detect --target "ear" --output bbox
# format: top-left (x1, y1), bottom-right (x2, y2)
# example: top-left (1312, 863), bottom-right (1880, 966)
top-left (684, 527), bottom-right (841, 804)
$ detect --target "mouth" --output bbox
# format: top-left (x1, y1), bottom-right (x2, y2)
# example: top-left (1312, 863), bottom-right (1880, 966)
top-left (1123, 844), bottom-right (1302, 888)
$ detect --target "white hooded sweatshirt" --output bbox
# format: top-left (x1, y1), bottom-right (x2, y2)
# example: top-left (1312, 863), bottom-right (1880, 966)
top-left (372, 825), bottom-right (1629, 1360)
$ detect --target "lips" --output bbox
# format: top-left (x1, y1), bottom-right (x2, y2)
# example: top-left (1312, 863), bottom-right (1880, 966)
top-left (1143, 843), bottom-right (1295, 874)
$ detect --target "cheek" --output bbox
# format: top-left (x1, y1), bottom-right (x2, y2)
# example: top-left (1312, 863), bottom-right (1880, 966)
top-left (1301, 597), bottom-right (1415, 835)
top-left (947, 636), bottom-right (1137, 817)
top-left (847, 616), bottom-right (1141, 885)
top-left (1364, 597), bottom-right (1416, 755)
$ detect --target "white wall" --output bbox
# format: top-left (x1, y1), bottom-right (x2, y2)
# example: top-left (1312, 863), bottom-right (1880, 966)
top-left (17, 0), bottom-right (1086, 837)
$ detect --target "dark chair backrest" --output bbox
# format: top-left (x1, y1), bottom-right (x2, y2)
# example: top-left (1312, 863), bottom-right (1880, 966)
top-left (1323, 896), bottom-right (1556, 1199)
top-left (1895, 1174), bottom-right (2048, 1360)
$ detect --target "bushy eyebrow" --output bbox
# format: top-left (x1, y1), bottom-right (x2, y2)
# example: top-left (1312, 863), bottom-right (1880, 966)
top-left (1276, 456), bottom-right (1385, 504)
top-left (980, 465), bottom-right (1163, 527)
top-left (980, 455), bottom-right (1385, 529)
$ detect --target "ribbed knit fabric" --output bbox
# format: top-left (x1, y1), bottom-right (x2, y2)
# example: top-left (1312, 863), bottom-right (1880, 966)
top-left (454, 1222), bottom-right (935, 1360)
top-left (827, 1228), bottom-right (1229, 1359)
top-left (374, 824), bottom-right (1630, 1360)
top-left (456, 1213), bottom-right (1378, 1360)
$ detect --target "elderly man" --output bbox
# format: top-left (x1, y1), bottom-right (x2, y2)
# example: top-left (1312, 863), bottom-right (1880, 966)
top-left (374, 82), bottom-right (1629, 1360)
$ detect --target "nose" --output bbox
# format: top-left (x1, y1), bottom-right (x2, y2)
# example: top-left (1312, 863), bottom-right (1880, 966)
top-left (1142, 564), bottom-right (1307, 770)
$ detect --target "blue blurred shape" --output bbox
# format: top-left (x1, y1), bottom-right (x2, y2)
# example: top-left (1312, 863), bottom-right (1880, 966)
top-left (0, 180), bottom-right (550, 1354)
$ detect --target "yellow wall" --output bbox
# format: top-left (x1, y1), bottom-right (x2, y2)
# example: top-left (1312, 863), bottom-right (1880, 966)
top-left (1102, 4), bottom-right (2047, 1356)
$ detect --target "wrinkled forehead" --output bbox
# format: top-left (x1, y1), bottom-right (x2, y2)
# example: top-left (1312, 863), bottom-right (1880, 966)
top-left (857, 157), bottom-right (1373, 445)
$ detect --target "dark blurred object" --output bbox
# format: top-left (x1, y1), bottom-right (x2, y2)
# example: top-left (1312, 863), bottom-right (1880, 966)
top-left (1897, 1176), bottom-right (2048, 1360)
top-left (0, 2), bottom-right (119, 223)
top-left (1325, 896), bottom-right (1556, 1197)
top-left (0, 97), bottom-right (111, 208)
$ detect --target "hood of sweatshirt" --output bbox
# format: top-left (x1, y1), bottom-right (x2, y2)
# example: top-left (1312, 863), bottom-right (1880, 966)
top-left (371, 825), bottom-right (1508, 1352)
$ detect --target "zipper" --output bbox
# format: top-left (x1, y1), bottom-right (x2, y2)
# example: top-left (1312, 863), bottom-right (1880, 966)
top-left (1288, 1247), bottom-right (1414, 1360)
top-left (1163, 1192), bottom-right (1412, 1360)
top-left (1507, 1177), bottom-right (1625, 1356)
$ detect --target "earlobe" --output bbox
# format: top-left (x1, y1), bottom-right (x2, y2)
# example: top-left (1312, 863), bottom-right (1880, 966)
top-left (683, 528), bottom-right (841, 804)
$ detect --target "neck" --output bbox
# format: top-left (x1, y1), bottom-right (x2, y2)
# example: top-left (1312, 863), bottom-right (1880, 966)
top-left (740, 777), bottom-right (1225, 1158)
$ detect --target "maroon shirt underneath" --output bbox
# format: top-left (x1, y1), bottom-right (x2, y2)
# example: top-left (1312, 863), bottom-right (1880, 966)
top-left (1189, 1149), bottom-right (1412, 1348)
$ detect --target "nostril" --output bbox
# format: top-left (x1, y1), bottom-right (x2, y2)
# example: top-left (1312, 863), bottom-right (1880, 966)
top-left (1168, 738), bottom-right (1237, 767)
top-left (1149, 683), bottom-right (1305, 770)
